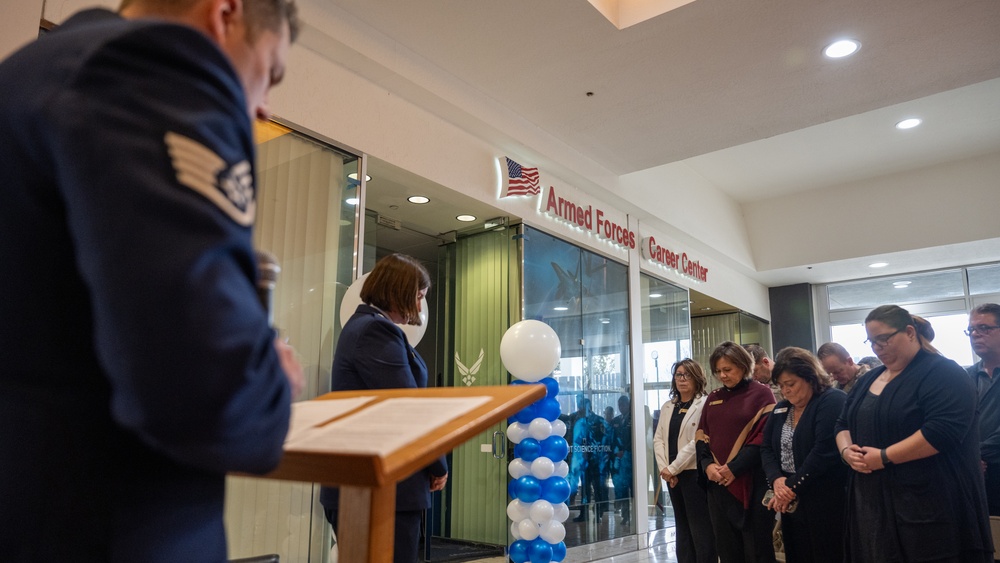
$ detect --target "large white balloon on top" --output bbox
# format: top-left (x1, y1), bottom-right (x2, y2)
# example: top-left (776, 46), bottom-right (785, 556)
top-left (499, 320), bottom-right (561, 382)
top-left (340, 272), bottom-right (429, 346)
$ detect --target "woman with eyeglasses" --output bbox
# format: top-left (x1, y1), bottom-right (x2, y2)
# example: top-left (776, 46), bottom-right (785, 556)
top-left (834, 304), bottom-right (993, 562)
top-left (760, 347), bottom-right (847, 563)
top-left (653, 359), bottom-right (716, 563)
top-left (696, 341), bottom-right (777, 563)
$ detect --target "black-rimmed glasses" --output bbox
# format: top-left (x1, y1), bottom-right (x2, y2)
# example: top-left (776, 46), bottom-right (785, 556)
top-left (965, 325), bottom-right (1000, 337)
top-left (865, 329), bottom-right (902, 348)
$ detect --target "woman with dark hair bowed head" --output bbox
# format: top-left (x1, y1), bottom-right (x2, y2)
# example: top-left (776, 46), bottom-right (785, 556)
top-left (696, 341), bottom-right (777, 563)
top-left (835, 304), bottom-right (994, 563)
top-left (319, 254), bottom-right (448, 563)
top-left (653, 359), bottom-right (717, 563)
top-left (760, 347), bottom-right (847, 563)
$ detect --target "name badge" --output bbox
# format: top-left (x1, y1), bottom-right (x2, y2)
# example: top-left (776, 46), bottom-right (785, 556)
top-left (709, 400), bottom-right (723, 406)
top-left (774, 407), bottom-right (788, 414)
top-left (679, 408), bottom-right (689, 413)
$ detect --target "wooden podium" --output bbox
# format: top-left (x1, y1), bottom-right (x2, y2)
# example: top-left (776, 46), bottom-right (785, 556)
top-left (257, 385), bottom-right (545, 563)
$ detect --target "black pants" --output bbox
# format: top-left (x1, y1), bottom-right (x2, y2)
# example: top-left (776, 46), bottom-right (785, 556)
top-left (706, 480), bottom-right (776, 563)
top-left (668, 470), bottom-right (717, 563)
top-left (325, 507), bottom-right (423, 563)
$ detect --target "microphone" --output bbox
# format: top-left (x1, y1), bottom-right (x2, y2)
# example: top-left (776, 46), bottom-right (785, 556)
top-left (255, 250), bottom-right (280, 327)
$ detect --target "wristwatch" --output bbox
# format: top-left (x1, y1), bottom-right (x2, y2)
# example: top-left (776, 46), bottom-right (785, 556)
top-left (881, 448), bottom-right (893, 466)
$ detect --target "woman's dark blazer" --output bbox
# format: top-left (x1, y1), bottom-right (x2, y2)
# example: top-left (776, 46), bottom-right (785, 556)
top-left (320, 304), bottom-right (447, 512)
top-left (761, 387), bottom-right (848, 496)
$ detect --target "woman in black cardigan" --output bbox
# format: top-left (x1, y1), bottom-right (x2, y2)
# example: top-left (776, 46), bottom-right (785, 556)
top-left (760, 347), bottom-right (847, 563)
top-left (835, 305), bottom-right (993, 563)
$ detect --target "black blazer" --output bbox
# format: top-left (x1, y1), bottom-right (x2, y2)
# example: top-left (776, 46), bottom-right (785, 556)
top-left (761, 387), bottom-right (847, 496)
top-left (320, 304), bottom-right (447, 512)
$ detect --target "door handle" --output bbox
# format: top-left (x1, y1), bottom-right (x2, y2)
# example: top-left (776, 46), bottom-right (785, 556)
top-left (492, 430), bottom-right (506, 459)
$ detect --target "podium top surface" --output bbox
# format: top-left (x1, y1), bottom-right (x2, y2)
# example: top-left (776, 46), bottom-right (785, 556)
top-left (259, 384), bottom-right (545, 488)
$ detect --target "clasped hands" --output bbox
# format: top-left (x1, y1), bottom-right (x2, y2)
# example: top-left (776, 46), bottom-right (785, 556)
top-left (659, 468), bottom-right (679, 488)
top-left (767, 477), bottom-right (797, 513)
top-left (706, 463), bottom-right (734, 487)
top-left (841, 444), bottom-right (887, 473)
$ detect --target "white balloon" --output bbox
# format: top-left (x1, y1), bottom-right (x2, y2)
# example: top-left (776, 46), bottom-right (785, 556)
top-left (508, 458), bottom-right (531, 479)
top-left (554, 461), bottom-right (569, 478)
top-left (339, 272), bottom-right (429, 346)
top-left (528, 418), bottom-right (552, 441)
top-left (510, 521), bottom-right (522, 541)
top-left (553, 503), bottom-right (570, 522)
top-left (506, 422), bottom-right (528, 444)
top-left (507, 499), bottom-right (530, 522)
top-left (518, 518), bottom-right (540, 541)
top-left (551, 419), bottom-right (567, 437)
top-left (529, 499), bottom-right (554, 523)
top-left (500, 320), bottom-right (561, 381)
top-left (530, 457), bottom-right (555, 480)
top-left (539, 520), bottom-right (566, 544)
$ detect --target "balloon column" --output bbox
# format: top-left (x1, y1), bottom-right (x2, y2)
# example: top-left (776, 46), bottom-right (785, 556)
top-left (500, 320), bottom-right (569, 563)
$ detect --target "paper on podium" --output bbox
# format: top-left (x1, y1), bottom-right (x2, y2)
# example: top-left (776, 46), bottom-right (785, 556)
top-left (285, 396), bottom-right (491, 456)
top-left (285, 397), bottom-right (376, 443)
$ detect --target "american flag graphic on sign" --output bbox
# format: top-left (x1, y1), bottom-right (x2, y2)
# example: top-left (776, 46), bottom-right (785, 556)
top-left (502, 157), bottom-right (540, 197)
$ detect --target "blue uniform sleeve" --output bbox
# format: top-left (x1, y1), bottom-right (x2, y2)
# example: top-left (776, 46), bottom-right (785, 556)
top-left (43, 24), bottom-right (289, 474)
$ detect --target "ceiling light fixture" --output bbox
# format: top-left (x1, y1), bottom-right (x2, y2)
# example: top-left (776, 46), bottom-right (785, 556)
top-left (407, 195), bottom-right (430, 204)
top-left (553, 306), bottom-right (569, 311)
top-left (345, 197), bottom-right (359, 206)
top-left (869, 262), bottom-right (889, 268)
top-left (649, 293), bottom-right (663, 298)
top-left (895, 118), bottom-right (922, 130)
top-left (347, 172), bottom-right (372, 182)
top-left (456, 214), bottom-right (476, 222)
top-left (824, 39), bottom-right (861, 59)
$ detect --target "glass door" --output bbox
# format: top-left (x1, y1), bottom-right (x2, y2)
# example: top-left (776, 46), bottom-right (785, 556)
top-left (638, 273), bottom-right (691, 546)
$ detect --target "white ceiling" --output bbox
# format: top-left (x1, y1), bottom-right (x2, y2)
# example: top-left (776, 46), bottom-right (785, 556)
top-left (313, 0), bottom-right (1000, 293)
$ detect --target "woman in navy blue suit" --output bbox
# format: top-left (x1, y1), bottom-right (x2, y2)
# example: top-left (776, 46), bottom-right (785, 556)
top-left (760, 347), bottom-right (847, 563)
top-left (319, 254), bottom-right (448, 563)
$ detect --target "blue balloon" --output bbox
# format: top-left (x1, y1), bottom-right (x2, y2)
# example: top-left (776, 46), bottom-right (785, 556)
top-left (515, 403), bottom-right (538, 424)
top-left (509, 540), bottom-right (530, 563)
top-left (508, 478), bottom-right (518, 499)
top-left (540, 436), bottom-right (569, 461)
top-left (541, 476), bottom-right (571, 504)
top-left (515, 438), bottom-right (541, 462)
top-left (551, 542), bottom-right (567, 562)
top-left (515, 475), bottom-right (542, 503)
top-left (536, 398), bottom-right (561, 421)
top-left (539, 377), bottom-right (559, 398)
top-left (528, 538), bottom-right (553, 563)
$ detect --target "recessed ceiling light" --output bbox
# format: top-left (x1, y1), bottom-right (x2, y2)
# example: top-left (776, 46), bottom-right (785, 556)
top-left (347, 172), bottom-right (372, 182)
top-left (345, 197), bottom-right (359, 206)
top-left (649, 293), bottom-right (663, 298)
top-left (553, 306), bottom-right (569, 311)
top-left (407, 195), bottom-right (430, 204)
top-left (893, 281), bottom-right (912, 288)
top-left (824, 39), bottom-right (860, 59)
top-left (895, 118), bottom-right (922, 130)
top-left (599, 317), bottom-right (611, 324)
top-left (456, 214), bottom-right (476, 222)
top-left (869, 262), bottom-right (889, 268)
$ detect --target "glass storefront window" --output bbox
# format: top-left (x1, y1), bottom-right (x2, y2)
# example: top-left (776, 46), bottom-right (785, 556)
top-left (828, 269), bottom-right (964, 310)
top-left (969, 263), bottom-right (1000, 295)
top-left (638, 273), bottom-right (690, 544)
top-left (521, 226), bottom-right (632, 547)
top-left (224, 120), bottom-right (360, 562)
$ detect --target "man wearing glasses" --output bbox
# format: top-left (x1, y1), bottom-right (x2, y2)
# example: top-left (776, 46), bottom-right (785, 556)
top-left (966, 303), bottom-right (1000, 516)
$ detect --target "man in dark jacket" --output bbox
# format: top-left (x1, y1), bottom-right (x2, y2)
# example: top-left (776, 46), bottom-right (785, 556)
top-left (0, 1), bottom-right (302, 561)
